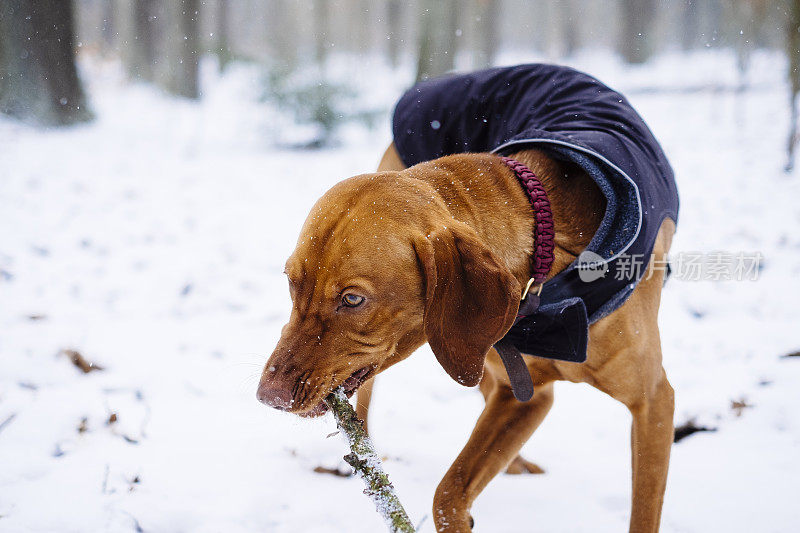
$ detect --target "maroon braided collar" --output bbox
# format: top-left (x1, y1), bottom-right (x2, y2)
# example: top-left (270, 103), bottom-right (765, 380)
top-left (500, 156), bottom-right (555, 286)
top-left (494, 156), bottom-right (555, 402)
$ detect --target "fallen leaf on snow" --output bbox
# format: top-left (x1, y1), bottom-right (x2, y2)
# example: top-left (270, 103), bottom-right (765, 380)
top-left (61, 349), bottom-right (104, 374)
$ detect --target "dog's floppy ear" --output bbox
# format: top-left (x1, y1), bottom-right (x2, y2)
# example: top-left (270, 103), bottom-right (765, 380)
top-left (414, 221), bottom-right (521, 386)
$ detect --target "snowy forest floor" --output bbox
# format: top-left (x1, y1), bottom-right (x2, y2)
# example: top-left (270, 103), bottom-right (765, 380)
top-left (1, 50), bottom-right (799, 532)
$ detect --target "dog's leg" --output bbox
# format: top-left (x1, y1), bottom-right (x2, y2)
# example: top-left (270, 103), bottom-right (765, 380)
top-left (355, 377), bottom-right (374, 433)
top-left (627, 368), bottom-right (674, 533)
top-left (434, 380), bottom-right (554, 532)
top-left (478, 373), bottom-right (545, 475)
top-left (585, 219), bottom-right (673, 532)
top-left (625, 223), bottom-right (675, 533)
top-left (593, 342), bottom-right (674, 533)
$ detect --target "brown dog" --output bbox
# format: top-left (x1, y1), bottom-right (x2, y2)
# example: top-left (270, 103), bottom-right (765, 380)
top-left (257, 143), bottom-right (675, 532)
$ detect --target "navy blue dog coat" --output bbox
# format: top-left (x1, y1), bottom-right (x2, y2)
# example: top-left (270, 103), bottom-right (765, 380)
top-left (392, 64), bottom-right (679, 363)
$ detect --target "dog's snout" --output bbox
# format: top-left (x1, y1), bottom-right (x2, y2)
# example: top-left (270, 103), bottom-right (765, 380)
top-left (256, 373), bottom-right (295, 410)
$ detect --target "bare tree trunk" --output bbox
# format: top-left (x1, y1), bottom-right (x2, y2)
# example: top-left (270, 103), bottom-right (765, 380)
top-left (445, 0), bottom-right (460, 67)
top-left (216, 0), bottom-right (232, 73)
top-left (271, 0), bottom-right (297, 69)
top-left (129, 0), bottom-right (158, 81)
top-left (729, 0), bottom-right (754, 90)
top-left (164, 0), bottom-right (200, 99)
top-left (0, 0), bottom-right (92, 125)
top-left (545, 0), bottom-right (577, 59)
top-left (559, 0), bottom-right (578, 57)
top-left (786, 0), bottom-right (800, 172)
top-left (100, 0), bottom-right (115, 52)
top-left (726, 0), bottom-right (769, 90)
top-left (544, 0), bottom-right (562, 59)
top-left (416, 1), bottom-right (436, 81)
top-left (416, 0), bottom-right (459, 81)
top-left (681, 0), bottom-right (699, 51)
top-left (473, 0), bottom-right (499, 68)
top-left (313, 0), bottom-right (330, 66)
top-left (386, 0), bottom-right (403, 68)
top-left (619, 0), bottom-right (657, 64)
top-left (353, 0), bottom-right (372, 53)
top-left (113, 0), bottom-right (135, 71)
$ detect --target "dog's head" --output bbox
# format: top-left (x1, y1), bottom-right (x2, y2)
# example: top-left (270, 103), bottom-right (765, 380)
top-left (257, 168), bottom-right (520, 415)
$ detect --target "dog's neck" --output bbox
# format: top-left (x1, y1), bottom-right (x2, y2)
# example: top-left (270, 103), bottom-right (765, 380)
top-left (507, 149), bottom-right (605, 263)
top-left (404, 150), bottom-right (605, 287)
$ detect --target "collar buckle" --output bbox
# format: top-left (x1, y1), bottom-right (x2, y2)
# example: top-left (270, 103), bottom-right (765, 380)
top-left (521, 277), bottom-right (543, 300)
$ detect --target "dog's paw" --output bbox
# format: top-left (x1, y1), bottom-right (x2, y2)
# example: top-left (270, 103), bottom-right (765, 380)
top-left (505, 455), bottom-right (545, 475)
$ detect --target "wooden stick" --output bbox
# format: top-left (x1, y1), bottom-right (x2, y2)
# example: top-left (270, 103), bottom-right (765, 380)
top-left (324, 388), bottom-right (415, 532)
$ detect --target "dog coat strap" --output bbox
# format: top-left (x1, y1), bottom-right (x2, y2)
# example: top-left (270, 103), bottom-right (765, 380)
top-left (493, 286), bottom-right (541, 401)
top-left (493, 338), bottom-right (534, 402)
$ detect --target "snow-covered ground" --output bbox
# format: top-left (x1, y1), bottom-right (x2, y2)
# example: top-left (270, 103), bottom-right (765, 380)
top-left (1, 50), bottom-right (799, 532)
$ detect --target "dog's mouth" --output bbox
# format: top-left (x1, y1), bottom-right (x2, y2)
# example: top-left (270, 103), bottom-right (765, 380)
top-left (301, 365), bottom-right (375, 418)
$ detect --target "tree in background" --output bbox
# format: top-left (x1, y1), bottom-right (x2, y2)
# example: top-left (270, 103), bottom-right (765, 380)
top-left (619, 0), bottom-right (657, 64)
top-left (270, 0), bottom-right (298, 70)
top-left (681, 0), bottom-right (700, 51)
top-left (0, 0), bottom-right (92, 125)
top-left (723, 0), bottom-right (769, 92)
top-left (313, 0), bottom-right (331, 67)
top-left (350, 0), bottom-right (373, 55)
top-left (215, 0), bottom-right (232, 73)
top-left (164, 0), bottom-right (200, 99)
top-left (416, 0), bottom-right (460, 81)
top-left (130, 0), bottom-right (158, 81)
top-left (386, 0), bottom-right (403, 68)
top-left (11, 0), bottom-right (797, 152)
top-left (786, 0), bottom-right (800, 172)
top-left (107, 0), bottom-right (199, 99)
top-left (473, 0), bottom-right (500, 68)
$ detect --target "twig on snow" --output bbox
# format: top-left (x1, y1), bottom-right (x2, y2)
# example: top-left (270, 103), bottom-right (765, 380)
top-left (0, 413), bottom-right (17, 436)
top-left (324, 388), bottom-right (415, 533)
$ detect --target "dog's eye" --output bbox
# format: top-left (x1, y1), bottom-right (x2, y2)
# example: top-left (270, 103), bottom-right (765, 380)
top-left (341, 293), bottom-right (365, 307)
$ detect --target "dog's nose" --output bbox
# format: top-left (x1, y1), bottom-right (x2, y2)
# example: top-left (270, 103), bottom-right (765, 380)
top-left (256, 379), bottom-right (295, 410)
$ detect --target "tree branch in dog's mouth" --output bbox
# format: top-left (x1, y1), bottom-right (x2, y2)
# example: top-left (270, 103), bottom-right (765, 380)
top-left (301, 365), bottom-right (375, 417)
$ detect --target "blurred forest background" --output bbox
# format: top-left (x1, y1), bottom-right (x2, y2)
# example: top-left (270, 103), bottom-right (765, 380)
top-left (2, 0), bottom-right (800, 162)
